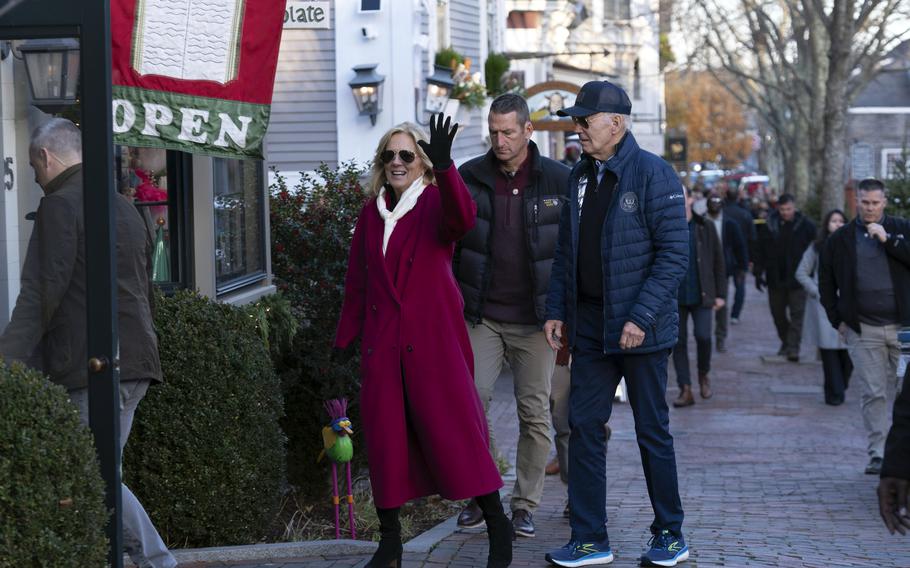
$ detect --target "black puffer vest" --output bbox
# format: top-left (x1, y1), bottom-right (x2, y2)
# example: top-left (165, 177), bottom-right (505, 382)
top-left (454, 141), bottom-right (570, 326)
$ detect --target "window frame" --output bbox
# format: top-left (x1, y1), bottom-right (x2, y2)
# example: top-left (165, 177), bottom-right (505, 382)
top-left (212, 157), bottom-right (268, 297)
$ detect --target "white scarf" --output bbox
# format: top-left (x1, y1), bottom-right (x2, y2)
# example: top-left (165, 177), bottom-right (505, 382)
top-left (376, 177), bottom-right (427, 255)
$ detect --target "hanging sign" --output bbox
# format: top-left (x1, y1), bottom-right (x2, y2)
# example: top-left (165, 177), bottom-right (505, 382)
top-left (111, 0), bottom-right (285, 159)
top-left (526, 81), bottom-right (580, 131)
top-left (284, 1), bottom-right (331, 29)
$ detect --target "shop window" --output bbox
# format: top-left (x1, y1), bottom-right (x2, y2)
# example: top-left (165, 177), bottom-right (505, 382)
top-left (213, 158), bottom-right (266, 294)
top-left (115, 146), bottom-right (193, 292)
top-left (507, 11), bottom-right (542, 28)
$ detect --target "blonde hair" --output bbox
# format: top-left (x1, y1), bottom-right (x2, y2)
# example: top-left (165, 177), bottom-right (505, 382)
top-left (367, 122), bottom-right (435, 196)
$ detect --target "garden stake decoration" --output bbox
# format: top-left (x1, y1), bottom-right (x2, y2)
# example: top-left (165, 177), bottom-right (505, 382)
top-left (320, 398), bottom-right (356, 539)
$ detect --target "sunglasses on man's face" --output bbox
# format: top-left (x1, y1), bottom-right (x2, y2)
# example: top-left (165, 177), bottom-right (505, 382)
top-left (571, 114), bottom-right (598, 129)
top-left (380, 149), bottom-right (416, 164)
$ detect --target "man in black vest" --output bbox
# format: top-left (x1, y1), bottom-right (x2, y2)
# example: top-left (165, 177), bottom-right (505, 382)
top-left (820, 178), bottom-right (910, 475)
top-left (454, 94), bottom-right (570, 538)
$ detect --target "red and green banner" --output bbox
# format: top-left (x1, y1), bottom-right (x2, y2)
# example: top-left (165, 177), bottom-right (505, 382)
top-left (111, 0), bottom-right (284, 159)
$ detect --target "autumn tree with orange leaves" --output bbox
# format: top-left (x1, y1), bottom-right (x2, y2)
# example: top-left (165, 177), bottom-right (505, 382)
top-left (666, 71), bottom-right (752, 169)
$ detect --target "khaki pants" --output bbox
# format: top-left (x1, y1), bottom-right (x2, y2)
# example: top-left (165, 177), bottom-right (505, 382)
top-left (845, 323), bottom-right (904, 459)
top-left (550, 364), bottom-right (571, 485)
top-left (469, 318), bottom-right (556, 513)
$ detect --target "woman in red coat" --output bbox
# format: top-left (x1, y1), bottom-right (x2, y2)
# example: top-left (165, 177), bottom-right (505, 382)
top-left (335, 115), bottom-right (511, 568)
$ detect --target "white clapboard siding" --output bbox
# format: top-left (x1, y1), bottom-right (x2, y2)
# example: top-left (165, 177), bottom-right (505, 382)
top-left (266, 23), bottom-right (338, 174)
top-left (449, 0), bottom-right (487, 162)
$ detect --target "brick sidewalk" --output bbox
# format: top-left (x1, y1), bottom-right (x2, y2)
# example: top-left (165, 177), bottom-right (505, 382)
top-left (186, 287), bottom-right (907, 567)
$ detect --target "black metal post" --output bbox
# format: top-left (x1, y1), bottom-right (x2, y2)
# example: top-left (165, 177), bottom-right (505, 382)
top-left (81, 2), bottom-right (123, 566)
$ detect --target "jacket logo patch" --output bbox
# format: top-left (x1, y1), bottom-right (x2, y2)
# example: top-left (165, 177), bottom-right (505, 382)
top-left (543, 198), bottom-right (560, 207)
top-left (620, 192), bottom-right (639, 213)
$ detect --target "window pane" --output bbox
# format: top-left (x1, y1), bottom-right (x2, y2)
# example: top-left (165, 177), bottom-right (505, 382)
top-left (115, 145), bottom-right (175, 284)
top-left (213, 158), bottom-right (265, 291)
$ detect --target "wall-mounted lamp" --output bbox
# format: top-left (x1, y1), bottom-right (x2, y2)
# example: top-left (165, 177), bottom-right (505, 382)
top-left (348, 64), bottom-right (385, 126)
top-left (424, 64), bottom-right (455, 114)
top-left (2, 38), bottom-right (81, 114)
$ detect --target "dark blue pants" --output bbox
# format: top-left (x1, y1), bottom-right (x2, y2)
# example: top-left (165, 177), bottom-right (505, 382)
top-left (731, 270), bottom-right (746, 319)
top-left (674, 304), bottom-right (712, 387)
top-left (568, 302), bottom-right (684, 543)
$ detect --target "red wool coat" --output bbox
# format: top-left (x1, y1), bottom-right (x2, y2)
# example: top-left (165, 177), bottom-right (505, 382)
top-left (335, 165), bottom-right (503, 509)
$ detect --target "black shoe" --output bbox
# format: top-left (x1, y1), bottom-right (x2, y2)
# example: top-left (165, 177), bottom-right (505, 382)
top-left (786, 353), bottom-right (799, 363)
top-left (511, 509), bottom-right (535, 538)
top-left (456, 499), bottom-right (485, 529)
top-left (563, 502), bottom-right (570, 518)
top-left (716, 338), bottom-right (727, 353)
top-left (365, 507), bottom-right (402, 567)
top-left (865, 456), bottom-right (883, 475)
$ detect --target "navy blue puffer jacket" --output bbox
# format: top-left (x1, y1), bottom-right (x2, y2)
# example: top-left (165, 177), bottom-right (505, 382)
top-left (545, 132), bottom-right (689, 354)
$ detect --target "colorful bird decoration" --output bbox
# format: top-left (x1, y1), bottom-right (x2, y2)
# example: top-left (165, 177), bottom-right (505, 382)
top-left (320, 398), bottom-right (356, 539)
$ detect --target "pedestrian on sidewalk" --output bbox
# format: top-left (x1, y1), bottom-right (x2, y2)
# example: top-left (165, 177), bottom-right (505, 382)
top-left (454, 94), bottom-right (570, 539)
top-left (705, 192), bottom-right (747, 353)
top-left (722, 185), bottom-right (756, 325)
top-left (334, 115), bottom-right (512, 568)
top-left (672, 188), bottom-right (726, 408)
top-left (878, 365), bottom-right (910, 534)
top-left (794, 209), bottom-right (852, 405)
top-left (0, 118), bottom-right (176, 568)
top-left (753, 193), bottom-right (816, 361)
top-left (543, 80), bottom-right (689, 567)
top-left (819, 178), bottom-right (910, 476)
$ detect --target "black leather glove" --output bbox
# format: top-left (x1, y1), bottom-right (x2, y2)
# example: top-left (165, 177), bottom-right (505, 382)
top-left (418, 113), bottom-right (458, 170)
top-left (755, 275), bottom-right (766, 292)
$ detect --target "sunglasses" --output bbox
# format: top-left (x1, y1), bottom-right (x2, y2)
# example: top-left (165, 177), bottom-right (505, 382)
top-left (380, 149), bottom-right (416, 164)
top-left (571, 114), bottom-right (599, 129)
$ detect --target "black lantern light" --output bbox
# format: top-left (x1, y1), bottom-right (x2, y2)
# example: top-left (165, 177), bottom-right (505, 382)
top-left (348, 64), bottom-right (385, 126)
top-left (425, 64), bottom-right (455, 114)
top-left (17, 38), bottom-right (80, 113)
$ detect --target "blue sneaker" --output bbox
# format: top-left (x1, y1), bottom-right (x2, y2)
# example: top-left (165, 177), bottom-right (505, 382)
top-left (640, 530), bottom-right (688, 566)
top-left (545, 538), bottom-right (614, 566)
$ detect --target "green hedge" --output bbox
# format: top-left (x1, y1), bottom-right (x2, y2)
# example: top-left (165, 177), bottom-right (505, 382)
top-left (0, 364), bottom-right (108, 566)
top-left (123, 290), bottom-right (286, 547)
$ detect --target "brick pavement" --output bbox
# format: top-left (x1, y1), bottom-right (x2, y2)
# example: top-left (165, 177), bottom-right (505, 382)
top-left (186, 288), bottom-right (908, 567)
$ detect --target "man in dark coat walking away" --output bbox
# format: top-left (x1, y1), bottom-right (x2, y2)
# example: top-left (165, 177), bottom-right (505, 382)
top-left (543, 81), bottom-right (690, 567)
top-left (0, 118), bottom-right (175, 568)
top-left (820, 178), bottom-right (910, 475)
top-left (454, 94), bottom-right (570, 538)
top-left (753, 193), bottom-right (816, 361)
top-left (673, 188), bottom-right (726, 408)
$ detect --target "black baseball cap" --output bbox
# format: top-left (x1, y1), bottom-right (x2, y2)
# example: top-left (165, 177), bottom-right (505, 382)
top-left (557, 80), bottom-right (632, 117)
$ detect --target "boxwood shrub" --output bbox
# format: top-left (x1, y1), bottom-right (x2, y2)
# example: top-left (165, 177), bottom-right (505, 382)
top-left (0, 363), bottom-right (108, 565)
top-left (123, 289), bottom-right (286, 547)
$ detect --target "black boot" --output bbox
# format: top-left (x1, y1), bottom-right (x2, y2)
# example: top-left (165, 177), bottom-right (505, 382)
top-left (475, 491), bottom-right (513, 568)
top-left (366, 507), bottom-right (402, 567)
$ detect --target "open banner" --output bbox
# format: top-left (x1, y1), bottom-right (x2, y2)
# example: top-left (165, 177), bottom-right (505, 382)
top-left (111, 0), bottom-right (284, 159)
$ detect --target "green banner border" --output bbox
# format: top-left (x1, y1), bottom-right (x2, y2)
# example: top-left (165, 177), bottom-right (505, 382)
top-left (112, 85), bottom-right (270, 160)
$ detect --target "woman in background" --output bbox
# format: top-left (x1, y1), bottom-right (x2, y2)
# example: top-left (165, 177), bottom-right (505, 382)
top-left (796, 209), bottom-right (852, 405)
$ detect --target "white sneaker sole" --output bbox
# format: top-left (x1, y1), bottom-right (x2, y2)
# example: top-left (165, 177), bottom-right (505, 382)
top-left (547, 552), bottom-right (614, 566)
top-left (642, 549), bottom-right (689, 567)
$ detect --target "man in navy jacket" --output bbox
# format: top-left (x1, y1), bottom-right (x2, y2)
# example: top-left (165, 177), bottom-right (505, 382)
top-left (543, 81), bottom-right (690, 567)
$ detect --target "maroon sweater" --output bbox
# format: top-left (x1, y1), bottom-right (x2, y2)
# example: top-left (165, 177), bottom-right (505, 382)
top-left (482, 156), bottom-right (537, 324)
